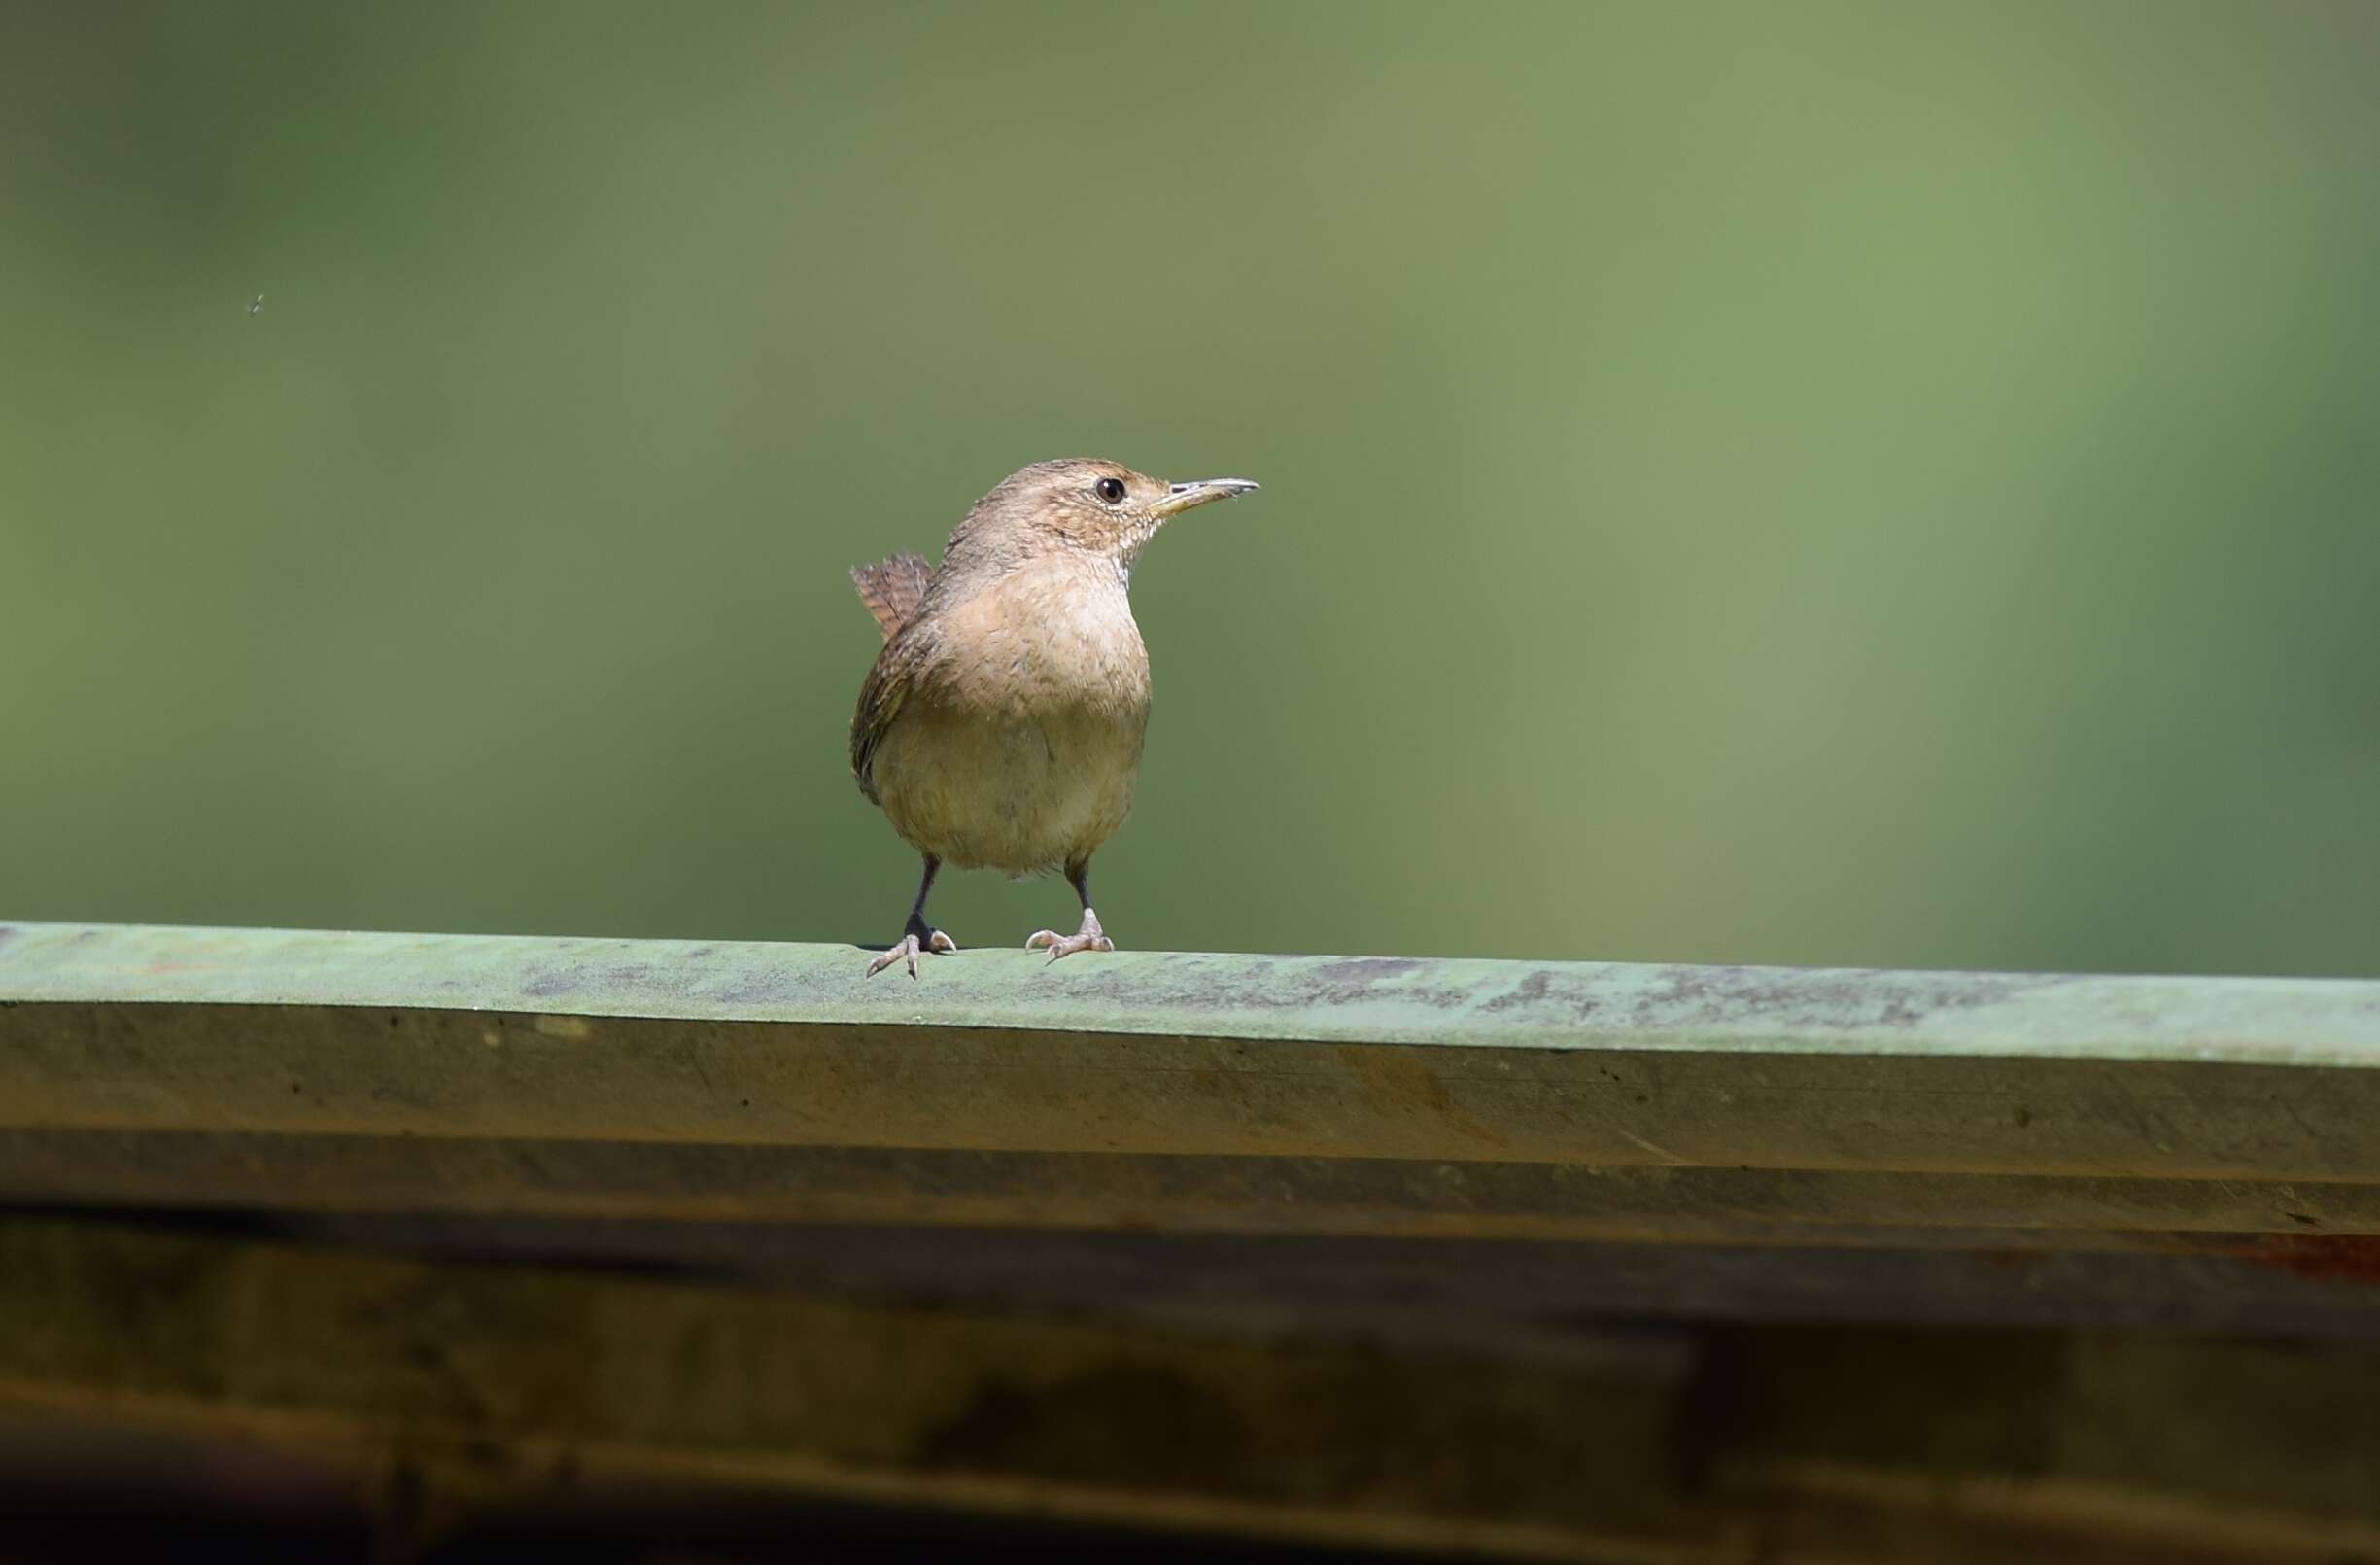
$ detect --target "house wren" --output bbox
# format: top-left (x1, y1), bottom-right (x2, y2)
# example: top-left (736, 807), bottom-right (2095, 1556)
top-left (849, 458), bottom-right (1260, 977)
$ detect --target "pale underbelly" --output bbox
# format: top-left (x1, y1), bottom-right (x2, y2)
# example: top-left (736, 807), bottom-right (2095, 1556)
top-left (871, 703), bottom-right (1145, 875)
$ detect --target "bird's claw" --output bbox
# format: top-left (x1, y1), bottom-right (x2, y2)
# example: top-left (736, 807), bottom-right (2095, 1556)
top-left (866, 928), bottom-right (958, 979)
top-left (1026, 926), bottom-right (1116, 963)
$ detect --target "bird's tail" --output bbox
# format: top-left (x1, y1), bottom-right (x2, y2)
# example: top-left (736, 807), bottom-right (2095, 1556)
top-left (849, 551), bottom-right (932, 641)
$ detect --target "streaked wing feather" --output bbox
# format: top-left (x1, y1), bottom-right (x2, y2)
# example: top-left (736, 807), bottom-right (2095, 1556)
top-left (849, 644), bottom-right (911, 803)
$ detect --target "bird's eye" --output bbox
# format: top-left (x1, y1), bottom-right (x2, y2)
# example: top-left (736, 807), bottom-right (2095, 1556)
top-left (1094, 477), bottom-right (1127, 504)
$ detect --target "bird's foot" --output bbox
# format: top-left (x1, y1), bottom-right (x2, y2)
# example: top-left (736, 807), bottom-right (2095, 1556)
top-left (866, 926), bottom-right (958, 979)
top-left (1026, 912), bottom-right (1115, 963)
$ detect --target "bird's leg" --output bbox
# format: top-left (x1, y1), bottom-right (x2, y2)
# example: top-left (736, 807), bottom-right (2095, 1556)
top-left (1026, 859), bottom-right (1118, 962)
top-left (867, 855), bottom-right (959, 979)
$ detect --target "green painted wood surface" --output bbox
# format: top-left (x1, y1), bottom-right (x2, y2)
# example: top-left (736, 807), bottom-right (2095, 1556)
top-left (6, 921), bottom-right (2378, 1063)
top-left (6, 922), bottom-right (2380, 1236)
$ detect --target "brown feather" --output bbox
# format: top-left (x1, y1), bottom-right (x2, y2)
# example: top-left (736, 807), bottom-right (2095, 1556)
top-left (849, 551), bottom-right (933, 641)
top-left (848, 634), bottom-right (914, 805)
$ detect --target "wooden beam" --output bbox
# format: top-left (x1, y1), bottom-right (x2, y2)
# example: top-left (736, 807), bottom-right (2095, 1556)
top-left (6, 922), bottom-right (2380, 1239)
top-left (0, 1215), bottom-right (1701, 1563)
top-left (4, 1215), bottom-right (2379, 1563)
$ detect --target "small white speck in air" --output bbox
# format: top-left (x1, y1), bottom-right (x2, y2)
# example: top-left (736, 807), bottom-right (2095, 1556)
top-left (246, 294), bottom-right (265, 316)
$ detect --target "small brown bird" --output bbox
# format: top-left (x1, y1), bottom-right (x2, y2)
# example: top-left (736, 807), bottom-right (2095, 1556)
top-left (849, 458), bottom-right (1259, 977)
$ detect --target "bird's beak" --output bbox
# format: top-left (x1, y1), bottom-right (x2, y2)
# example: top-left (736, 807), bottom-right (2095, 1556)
top-left (1152, 476), bottom-right (1260, 518)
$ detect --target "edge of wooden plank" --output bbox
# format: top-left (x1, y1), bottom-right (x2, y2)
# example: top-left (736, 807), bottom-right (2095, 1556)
top-left (6, 922), bottom-right (2380, 1066)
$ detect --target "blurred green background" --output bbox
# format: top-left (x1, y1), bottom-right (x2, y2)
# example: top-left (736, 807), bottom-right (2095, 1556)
top-left (4, 1), bottom-right (2375, 976)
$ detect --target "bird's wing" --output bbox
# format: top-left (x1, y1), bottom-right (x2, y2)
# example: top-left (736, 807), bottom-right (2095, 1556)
top-left (849, 634), bottom-right (915, 804)
top-left (849, 551), bottom-right (933, 641)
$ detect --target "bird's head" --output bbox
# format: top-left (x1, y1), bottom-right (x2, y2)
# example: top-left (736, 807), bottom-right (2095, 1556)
top-left (949, 458), bottom-right (1259, 577)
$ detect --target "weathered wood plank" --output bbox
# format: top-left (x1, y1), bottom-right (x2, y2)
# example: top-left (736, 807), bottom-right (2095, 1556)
top-left (6, 922), bottom-right (2380, 1237)
top-left (0, 1216), bottom-right (1704, 1563)
top-left (4, 1216), bottom-right (2379, 1563)
top-left (8, 922), bottom-right (2378, 1064)
top-left (7, 1129), bottom-right (2380, 1241)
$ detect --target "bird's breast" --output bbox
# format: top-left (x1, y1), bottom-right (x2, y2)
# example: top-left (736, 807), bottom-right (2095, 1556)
top-left (940, 561), bottom-right (1152, 721)
top-left (869, 560), bottom-right (1155, 873)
